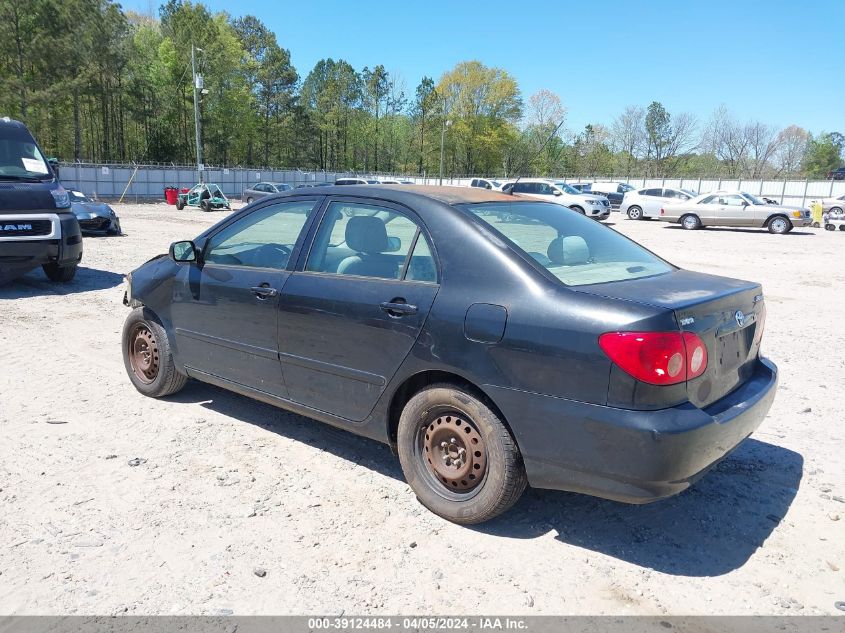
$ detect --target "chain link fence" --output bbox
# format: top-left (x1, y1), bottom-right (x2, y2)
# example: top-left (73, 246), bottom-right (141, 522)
top-left (57, 161), bottom-right (845, 208)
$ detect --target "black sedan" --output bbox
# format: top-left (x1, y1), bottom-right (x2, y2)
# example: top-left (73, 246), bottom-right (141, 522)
top-left (121, 186), bottom-right (778, 524)
top-left (69, 190), bottom-right (121, 235)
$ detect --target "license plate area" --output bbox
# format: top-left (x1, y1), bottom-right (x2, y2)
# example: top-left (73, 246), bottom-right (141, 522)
top-left (718, 328), bottom-right (750, 373)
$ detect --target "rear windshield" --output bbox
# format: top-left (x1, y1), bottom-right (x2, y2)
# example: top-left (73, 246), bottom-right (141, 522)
top-left (0, 125), bottom-right (51, 180)
top-left (456, 201), bottom-right (674, 286)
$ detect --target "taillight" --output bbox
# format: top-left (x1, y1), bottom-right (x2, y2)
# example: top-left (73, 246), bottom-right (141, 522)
top-left (660, 207), bottom-right (665, 215)
top-left (599, 331), bottom-right (708, 386)
top-left (753, 302), bottom-right (766, 348)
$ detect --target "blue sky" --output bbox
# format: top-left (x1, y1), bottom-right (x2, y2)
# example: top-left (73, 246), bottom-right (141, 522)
top-left (124, 0), bottom-right (843, 136)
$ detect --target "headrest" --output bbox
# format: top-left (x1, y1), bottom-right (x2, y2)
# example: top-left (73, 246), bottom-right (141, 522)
top-left (547, 235), bottom-right (590, 266)
top-left (346, 216), bottom-right (388, 254)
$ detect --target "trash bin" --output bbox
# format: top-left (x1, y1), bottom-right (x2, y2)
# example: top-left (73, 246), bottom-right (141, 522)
top-left (164, 186), bottom-right (178, 205)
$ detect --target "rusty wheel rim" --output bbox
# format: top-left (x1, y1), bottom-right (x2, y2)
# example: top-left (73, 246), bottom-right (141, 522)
top-left (128, 323), bottom-right (159, 384)
top-left (421, 413), bottom-right (487, 492)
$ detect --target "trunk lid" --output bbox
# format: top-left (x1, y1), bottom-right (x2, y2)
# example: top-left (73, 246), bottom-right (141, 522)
top-left (577, 270), bottom-right (765, 408)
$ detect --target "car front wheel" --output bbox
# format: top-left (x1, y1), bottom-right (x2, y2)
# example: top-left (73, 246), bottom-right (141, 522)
top-left (42, 262), bottom-right (77, 282)
top-left (122, 307), bottom-right (187, 398)
top-left (397, 384), bottom-right (527, 525)
top-left (768, 216), bottom-right (791, 234)
top-left (569, 205), bottom-right (585, 215)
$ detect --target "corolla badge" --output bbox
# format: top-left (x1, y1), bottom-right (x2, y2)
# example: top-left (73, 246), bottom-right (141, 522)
top-left (735, 310), bottom-right (746, 327)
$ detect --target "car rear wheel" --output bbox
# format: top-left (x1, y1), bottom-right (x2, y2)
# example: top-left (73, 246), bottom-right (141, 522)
top-left (681, 214), bottom-right (701, 230)
top-left (201, 199), bottom-right (211, 213)
top-left (42, 263), bottom-right (77, 283)
top-left (175, 199), bottom-right (185, 210)
top-left (569, 205), bottom-right (585, 215)
top-left (768, 216), bottom-right (791, 234)
top-left (826, 224), bottom-right (835, 231)
top-left (627, 206), bottom-right (643, 220)
top-left (122, 307), bottom-right (187, 398)
top-left (397, 384), bottom-right (527, 525)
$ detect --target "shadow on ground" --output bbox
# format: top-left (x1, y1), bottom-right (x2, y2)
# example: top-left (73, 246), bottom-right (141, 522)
top-left (663, 225), bottom-right (815, 236)
top-left (0, 266), bottom-right (124, 298)
top-left (171, 380), bottom-right (802, 578)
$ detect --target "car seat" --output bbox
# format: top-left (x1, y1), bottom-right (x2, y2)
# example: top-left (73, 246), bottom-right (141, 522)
top-left (547, 235), bottom-right (590, 266)
top-left (336, 216), bottom-right (398, 278)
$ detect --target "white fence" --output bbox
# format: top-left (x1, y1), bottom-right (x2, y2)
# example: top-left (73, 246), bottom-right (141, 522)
top-left (57, 162), bottom-right (845, 208)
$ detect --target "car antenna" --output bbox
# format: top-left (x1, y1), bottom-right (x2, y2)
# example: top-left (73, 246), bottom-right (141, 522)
top-left (508, 118), bottom-right (566, 195)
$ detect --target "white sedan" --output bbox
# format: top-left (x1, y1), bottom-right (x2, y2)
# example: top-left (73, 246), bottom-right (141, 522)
top-left (619, 187), bottom-right (697, 220)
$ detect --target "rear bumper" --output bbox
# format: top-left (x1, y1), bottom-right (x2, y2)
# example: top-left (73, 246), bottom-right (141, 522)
top-left (487, 357), bottom-right (778, 503)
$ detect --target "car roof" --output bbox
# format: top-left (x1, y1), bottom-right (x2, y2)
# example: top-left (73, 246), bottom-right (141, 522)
top-left (275, 184), bottom-right (530, 206)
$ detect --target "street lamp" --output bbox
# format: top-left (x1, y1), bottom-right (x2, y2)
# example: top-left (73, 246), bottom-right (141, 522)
top-left (191, 44), bottom-right (204, 183)
top-left (439, 117), bottom-right (451, 186)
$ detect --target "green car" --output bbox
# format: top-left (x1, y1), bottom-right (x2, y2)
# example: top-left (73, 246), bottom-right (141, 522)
top-left (176, 183), bottom-right (231, 212)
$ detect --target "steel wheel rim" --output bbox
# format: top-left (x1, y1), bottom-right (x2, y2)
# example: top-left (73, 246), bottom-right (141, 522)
top-left (683, 216), bottom-right (697, 229)
top-left (419, 412), bottom-right (487, 494)
top-left (771, 218), bottom-right (787, 233)
top-left (629, 207), bottom-right (641, 219)
top-left (128, 323), bottom-right (160, 384)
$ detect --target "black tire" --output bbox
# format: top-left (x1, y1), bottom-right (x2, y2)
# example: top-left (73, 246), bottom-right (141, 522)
top-left (840, 225), bottom-right (845, 232)
top-left (627, 206), bottom-right (643, 220)
top-left (122, 307), bottom-right (187, 398)
top-left (767, 216), bottom-right (791, 235)
top-left (42, 263), bottom-right (77, 282)
top-left (826, 224), bottom-right (835, 231)
top-left (246, 197), bottom-right (254, 204)
top-left (680, 214), bottom-right (701, 230)
top-left (201, 199), bottom-right (211, 213)
top-left (397, 384), bottom-right (527, 525)
top-left (569, 205), bottom-right (585, 215)
top-left (175, 199), bottom-right (185, 210)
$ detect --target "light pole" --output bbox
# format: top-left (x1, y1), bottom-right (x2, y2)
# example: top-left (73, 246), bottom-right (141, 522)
top-left (191, 44), bottom-right (204, 183)
top-left (438, 116), bottom-right (451, 186)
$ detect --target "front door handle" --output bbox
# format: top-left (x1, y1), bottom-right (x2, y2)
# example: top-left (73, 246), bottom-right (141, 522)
top-left (250, 285), bottom-right (278, 299)
top-left (379, 300), bottom-right (418, 317)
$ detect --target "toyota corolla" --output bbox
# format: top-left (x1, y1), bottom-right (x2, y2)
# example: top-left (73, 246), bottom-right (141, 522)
top-left (121, 186), bottom-right (777, 524)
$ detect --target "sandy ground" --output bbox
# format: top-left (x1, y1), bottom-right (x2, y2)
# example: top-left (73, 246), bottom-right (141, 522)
top-left (0, 202), bottom-right (843, 616)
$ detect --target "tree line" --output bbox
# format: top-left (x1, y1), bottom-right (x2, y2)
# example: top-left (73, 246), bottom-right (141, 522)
top-left (2, 0), bottom-right (842, 179)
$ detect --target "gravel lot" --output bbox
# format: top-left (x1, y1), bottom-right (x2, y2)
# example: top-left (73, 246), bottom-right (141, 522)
top-left (1, 201), bottom-right (843, 615)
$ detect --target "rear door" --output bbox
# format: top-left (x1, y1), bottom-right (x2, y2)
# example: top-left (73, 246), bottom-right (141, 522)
top-left (277, 197), bottom-right (439, 421)
top-left (640, 188), bottom-right (665, 216)
top-left (170, 197), bottom-right (320, 396)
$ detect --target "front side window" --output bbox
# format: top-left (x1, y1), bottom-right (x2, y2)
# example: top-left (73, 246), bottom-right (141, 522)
top-left (457, 201), bottom-right (673, 287)
top-left (204, 199), bottom-right (317, 269)
top-left (723, 195), bottom-right (746, 207)
top-left (305, 201), bottom-right (436, 282)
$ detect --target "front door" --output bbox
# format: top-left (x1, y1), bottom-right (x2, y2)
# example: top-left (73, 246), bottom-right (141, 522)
top-left (715, 194), bottom-right (754, 226)
top-left (170, 197), bottom-right (320, 396)
top-left (277, 198), bottom-right (439, 421)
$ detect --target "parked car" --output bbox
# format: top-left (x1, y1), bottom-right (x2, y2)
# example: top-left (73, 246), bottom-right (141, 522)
top-left (587, 182), bottom-right (637, 209)
top-left (242, 182), bottom-right (292, 203)
top-left (658, 191), bottom-right (811, 233)
top-left (295, 183), bottom-right (333, 188)
top-left (469, 178), bottom-right (503, 190)
top-left (619, 187), bottom-right (698, 220)
top-left (121, 185), bottom-right (777, 524)
top-left (820, 193), bottom-right (845, 215)
top-left (69, 190), bottom-right (122, 235)
top-left (569, 183), bottom-right (592, 193)
top-left (501, 179), bottom-right (611, 220)
top-left (826, 166), bottom-right (845, 180)
top-left (176, 183), bottom-right (231, 212)
top-left (335, 178), bottom-right (381, 185)
top-left (0, 117), bottom-right (82, 285)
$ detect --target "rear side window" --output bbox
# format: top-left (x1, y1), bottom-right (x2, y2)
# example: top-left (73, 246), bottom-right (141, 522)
top-left (457, 201), bottom-right (673, 287)
top-left (643, 188), bottom-right (662, 196)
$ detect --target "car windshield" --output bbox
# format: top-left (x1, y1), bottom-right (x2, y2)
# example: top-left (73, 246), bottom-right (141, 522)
top-left (271, 183), bottom-right (290, 191)
top-left (0, 127), bottom-right (52, 180)
top-left (456, 201), bottom-right (674, 286)
top-left (741, 192), bottom-right (765, 205)
top-left (620, 184), bottom-right (635, 192)
top-left (489, 180), bottom-right (501, 187)
top-left (681, 189), bottom-right (697, 197)
top-left (553, 183), bottom-right (580, 195)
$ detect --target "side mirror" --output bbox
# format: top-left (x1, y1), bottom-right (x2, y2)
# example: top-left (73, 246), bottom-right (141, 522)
top-left (742, 201), bottom-right (749, 207)
top-left (385, 236), bottom-right (402, 253)
top-left (170, 240), bottom-right (197, 262)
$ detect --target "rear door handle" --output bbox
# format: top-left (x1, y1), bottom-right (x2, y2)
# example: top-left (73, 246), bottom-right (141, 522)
top-left (250, 285), bottom-right (278, 299)
top-left (379, 301), bottom-right (418, 316)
